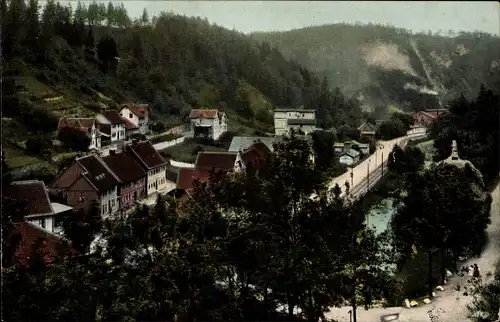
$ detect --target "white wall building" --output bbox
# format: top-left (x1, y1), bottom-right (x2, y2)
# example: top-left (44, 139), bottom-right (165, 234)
top-left (273, 109), bottom-right (316, 136)
top-left (339, 149), bottom-right (361, 166)
top-left (127, 140), bottom-right (169, 196)
top-left (96, 111), bottom-right (127, 142)
top-left (119, 104), bottom-right (150, 135)
top-left (189, 109), bottom-right (227, 141)
top-left (5, 180), bottom-right (73, 235)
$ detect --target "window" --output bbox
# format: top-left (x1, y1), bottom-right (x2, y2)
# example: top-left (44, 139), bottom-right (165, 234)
top-left (129, 113), bottom-right (133, 118)
top-left (112, 199), bottom-right (115, 207)
top-left (40, 218), bottom-right (46, 229)
top-left (78, 193), bottom-right (85, 202)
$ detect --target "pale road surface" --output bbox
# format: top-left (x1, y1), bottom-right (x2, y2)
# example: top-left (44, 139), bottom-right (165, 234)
top-left (325, 175), bottom-right (500, 321)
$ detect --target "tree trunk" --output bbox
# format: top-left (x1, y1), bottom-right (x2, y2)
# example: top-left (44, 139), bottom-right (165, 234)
top-left (440, 247), bottom-right (446, 285)
top-left (428, 251), bottom-right (434, 298)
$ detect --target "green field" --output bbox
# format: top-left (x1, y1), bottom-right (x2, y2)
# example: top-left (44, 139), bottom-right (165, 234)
top-left (160, 139), bottom-right (227, 163)
top-left (3, 145), bottom-right (44, 169)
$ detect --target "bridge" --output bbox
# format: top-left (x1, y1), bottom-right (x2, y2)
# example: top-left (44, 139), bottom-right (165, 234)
top-left (311, 127), bottom-right (428, 201)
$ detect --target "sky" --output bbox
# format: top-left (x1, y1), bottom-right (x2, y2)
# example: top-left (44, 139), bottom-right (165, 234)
top-left (57, 1), bottom-right (500, 36)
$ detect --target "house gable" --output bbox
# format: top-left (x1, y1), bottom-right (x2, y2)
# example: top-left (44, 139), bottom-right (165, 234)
top-left (189, 109), bottom-right (219, 119)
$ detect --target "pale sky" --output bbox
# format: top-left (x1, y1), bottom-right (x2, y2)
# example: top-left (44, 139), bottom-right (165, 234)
top-left (56, 1), bottom-right (500, 36)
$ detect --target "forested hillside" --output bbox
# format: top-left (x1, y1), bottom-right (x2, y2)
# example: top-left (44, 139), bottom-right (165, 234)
top-left (251, 24), bottom-right (500, 116)
top-left (2, 0), bottom-right (362, 162)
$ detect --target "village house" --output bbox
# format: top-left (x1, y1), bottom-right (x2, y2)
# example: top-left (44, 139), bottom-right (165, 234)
top-left (126, 140), bottom-right (169, 196)
top-left (49, 155), bottom-right (121, 218)
top-left (413, 109), bottom-right (449, 127)
top-left (4, 180), bottom-right (73, 235)
top-left (189, 109), bottom-right (228, 141)
top-left (195, 151), bottom-right (245, 172)
top-left (357, 122), bottom-right (378, 141)
top-left (273, 108), bottom-right (316, 136)
top-left (344, 140), bottom-right (370, 155)
top-left (56, 117), bottom-right (101, 150)
top-left (119, 103), bottom-right (149, 135)
top-left (102, 150), bottom-right (147, 211)
top-left (334, 142), bottom-right (346, 154)
top-left (240, 140), bottom-right (272, 168)
top-left (339, 148), bottom-right (361, 166)
top-left (96, 110), bottom-right (127, 142)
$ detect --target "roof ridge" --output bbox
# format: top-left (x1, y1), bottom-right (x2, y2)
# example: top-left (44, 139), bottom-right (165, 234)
top-left (95, 154), bottom-right (122, 183)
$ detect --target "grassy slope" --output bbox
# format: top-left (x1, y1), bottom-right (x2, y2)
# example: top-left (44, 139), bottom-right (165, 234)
top-left (251, 24), bottom-right (500, 113)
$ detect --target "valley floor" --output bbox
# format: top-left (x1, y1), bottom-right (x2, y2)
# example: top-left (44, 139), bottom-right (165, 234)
top-left (326, 180), bottom-right (500, 322)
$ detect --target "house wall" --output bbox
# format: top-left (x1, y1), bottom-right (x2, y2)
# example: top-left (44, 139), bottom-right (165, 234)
top-left (152, 137), bottom-right (186, 150)
top-left (50, 163), bottom-right (84, 192)
top-left (96, 114), bottom-right (126, 142)
top-left (233, 153), bottom-right (245, 172)
top-left (138, 114), bottom-right (149, 134)
top-left (120, 107), bottom-right (140, 126)
top-left (213, 114), bottom-right (227, 140)
top-left (274, 111), bottom-right (316, 136)
top-left (100, 186), bottom-right (119, 219)
top-left (27, 216), bottom-right (55, 233)
top-left (119, 177), bottom-right (146, 210)
top-left (66, 177), bottom-right (100, 212)
top-left (146, 165), bottom-right (167, 195)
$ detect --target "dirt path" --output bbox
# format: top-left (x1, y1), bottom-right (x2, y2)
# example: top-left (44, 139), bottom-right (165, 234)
top-left (326, 180), bottom-right (500, 322)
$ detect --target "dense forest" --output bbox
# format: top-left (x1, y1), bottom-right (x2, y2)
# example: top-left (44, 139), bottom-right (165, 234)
top-left (251, 24), bottom-right (500, 116)
top-left (1, 0), bottom-right (363, 151)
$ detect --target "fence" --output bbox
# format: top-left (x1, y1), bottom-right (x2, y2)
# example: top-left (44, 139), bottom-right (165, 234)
top-left (169, 160), bottom-right (195, 168)
top-left (152, 136), bottom-right (186, 150)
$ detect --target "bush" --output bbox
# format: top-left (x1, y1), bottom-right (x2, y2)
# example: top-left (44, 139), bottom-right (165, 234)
top-left (58, 127), bottom-right (91, 152)
top-left (25, 137), bottom-right (51, 157)
top-left (376, 119), bottom-right (406, 140)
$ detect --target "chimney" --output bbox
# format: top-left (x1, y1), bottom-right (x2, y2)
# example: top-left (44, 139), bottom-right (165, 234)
top-left (109, 149), bottom-right (116, 156)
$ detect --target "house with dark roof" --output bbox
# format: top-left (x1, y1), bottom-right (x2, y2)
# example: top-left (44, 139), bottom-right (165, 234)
top-left (102, 151), bottom-right (147, 211)
top-left (120, 103), bottom-right (149, 135)
top-left (49, 155), bottom-right (121, 218)
top-left (96, 110), bottom-right (127, 142)
top-left (5, 222), bottom-right (80, 269)
top-left (357, 122), bottom-right (377, 141)
top-left (339, 148), bottom-right (360, 166)
top-left (4, 180), bottom-right (73, 235)
top-left (195, 151), bottom-right (245, 172)
top-left (56, 117), bottom-right (101, 151)
top-left (189, 108), bottom-right (227, 140)
top-left (273, 108), bottom-right (317, 136)
top-left (126, 140), bottom-right (170, 196)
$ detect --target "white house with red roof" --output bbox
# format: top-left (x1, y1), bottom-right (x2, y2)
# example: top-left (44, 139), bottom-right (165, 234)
top-left (189, 108), bottom-right (227, 140)
top-left (120, 103), bottom-right (150, 135)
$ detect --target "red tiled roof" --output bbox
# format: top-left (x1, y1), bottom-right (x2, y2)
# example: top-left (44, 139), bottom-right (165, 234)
top-left (5, 180), bottom-right (54, 215)
top-left (189, 109), bottom-right (219, 119)
top-left (75, 155), bottom-right (121, 192)
top-left (102, 111), bottom-right (126, 124)
top-left (57, 117), bottom-right (94, 133)
top-left (176, 168), bottom-right (211, 190)
top-left (195, 152), bottom-right (238, 170)
top-left (102, 152), bottom-right (147, 184)
top-left (121, 103), bottom-right (148, 118)
top-left (11, 222), bottom-right (79, 267)
top-left (127, 141), bottom-right (167, 169)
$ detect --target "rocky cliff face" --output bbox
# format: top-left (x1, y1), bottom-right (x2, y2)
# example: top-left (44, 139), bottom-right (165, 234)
top-left (251, 24), bottom-right (500, 115)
